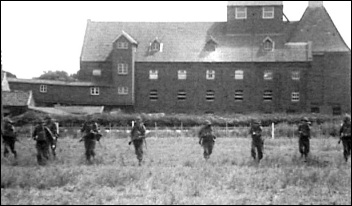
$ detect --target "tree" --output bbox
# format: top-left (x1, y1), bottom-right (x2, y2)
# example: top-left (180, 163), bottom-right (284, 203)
top-left (3, 70), bottom-right (17, 78)
top-left (35, 70), bottom-right (78, 82)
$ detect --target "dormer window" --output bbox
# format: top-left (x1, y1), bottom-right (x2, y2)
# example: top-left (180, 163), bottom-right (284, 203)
top-left (263, 37), bottom-right (274, 51)
top-left (150, 39), bottom-right (163, 52)
top-left (263, 7), bottom-right (275, 19)
top-left (235, 7), bottom-right (247, 19)
top-left (117, 41), bottom-right (129, 49)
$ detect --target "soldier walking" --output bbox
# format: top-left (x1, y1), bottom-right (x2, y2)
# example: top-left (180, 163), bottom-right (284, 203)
top-left (79, 116), bottom-right (101, 163)
top-left (1, 118), bottom-right (18, 159)
top-left (44, 116), bottom-right (59, 158)
top-left (198, 120), bottom-right (216, 160)
top-left (32, 118), bottom-right (54, 166)
top-left (339, 115), bottom-right (351, 162)
top-left (129, 116), bottom-right (147, 166)
top-left (298, 117), bottom-right (311, 162)
top-left (249, 120), bottom-right (264, 162)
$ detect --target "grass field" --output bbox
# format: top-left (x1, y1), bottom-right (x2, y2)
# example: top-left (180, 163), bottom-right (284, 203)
top-left (1, 136), bottom-right (351, 205)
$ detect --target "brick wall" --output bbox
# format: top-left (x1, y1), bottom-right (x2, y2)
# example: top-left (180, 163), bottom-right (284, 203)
top-left (135, 62), bottom-right (309, 114)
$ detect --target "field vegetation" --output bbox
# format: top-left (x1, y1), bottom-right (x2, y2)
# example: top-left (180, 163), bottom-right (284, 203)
top-left (1, 134), bottom-right (351, 205)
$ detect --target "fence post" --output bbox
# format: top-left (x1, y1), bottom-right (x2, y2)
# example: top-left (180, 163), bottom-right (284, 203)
top-left (272, 123), bottom-right (275, 139)
top-left (155, 122), bottom-right (158, 138)
top-left (226, 122), bottom-right (228, 137)
top-left (109, 123), bottom-right (112, 139)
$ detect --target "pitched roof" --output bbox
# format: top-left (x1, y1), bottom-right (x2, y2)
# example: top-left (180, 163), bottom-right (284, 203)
top-left (54, 106), bottom-right (104, 115)
top-left (2, 90), bottom-right (33, 107)
top-left (7, 78), bottom-right (108, 87)
top-left (81, 21), bottom-right (310, 63)
top-left (289, 6), bottom-right (350, 52)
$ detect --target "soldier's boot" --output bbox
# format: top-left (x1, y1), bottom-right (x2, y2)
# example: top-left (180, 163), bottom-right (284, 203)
top-left (251, 148), bottom-right (256, 160)
top-left (13, 150), bottom-right (17, 159)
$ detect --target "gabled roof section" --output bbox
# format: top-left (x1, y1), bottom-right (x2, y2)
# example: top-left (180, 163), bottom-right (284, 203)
top-left (114, 30), bottom-right (138, 45)
top-left (81, 21), bottom-right (311, 63)
top-left (289, 6), bottom-right (350, 52)
top-left (2, 90), bottom-right (34, 107)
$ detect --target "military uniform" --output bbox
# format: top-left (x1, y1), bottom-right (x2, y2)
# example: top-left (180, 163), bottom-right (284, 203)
top-left (339, 115), bottom-right (351, 162)
top-left (32, 120), bottom-right (53, 165)
top-left (298, 117), bottom-right (311, 161)
top-left (45, 117), bottom-right (59, 158)
top-left (198, 121), bottom-right (216, 160)
top-left (130, 118), bottom-right (146, 166)
top-left (1, 119), bottom-right (18, 158)
top-left (80, 120), bottom-right (101, 163)
top-left (249, 121), bottom-right (263, 162)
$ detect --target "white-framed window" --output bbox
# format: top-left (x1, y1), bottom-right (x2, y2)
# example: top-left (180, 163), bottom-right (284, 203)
top-left (117, 41), bottom-right (128, 49)
top-left (178, 70), bottom-right (187, 80)
top-left (236, 7), bottom-right (247, 19)
top-left (263, 38), bottom-right (274, 51)
top-left (292, 92), bottom-right (300, 102)
top-left (292, 71), bottom-right (300, 81)
top-left (235, 70), bottom-right (244, 80)
top-left (206, 90), bottom-right (215, 102)
top-left (206, 70), bottom-right (215, 80)
top-left (92, 69), bottom-right (102, 77)
top-left (40, 85), bottom-right (47, 93)
top-left (150, 90), bottom-right (158, 101)
top-left (263, 7), bottom-right (275, 19)
top-left (149, 70), bottom-right (159, 80)
top-left (117, 63), bottom-right (128, 75)
top-left (178, 90), bottom-right (187, 101)
top-left (151, 41), bottom-right (160, 52)
top-left (263, 90), bottom-right (273, 102)
top-left (264, 71), bottom-right (273, 80)
top-left (90, 87), bottom-right (100, 96)
top-left (118, 87), bottom-right (129, 95)
top-left (234, 90), bottom-right (244, 102)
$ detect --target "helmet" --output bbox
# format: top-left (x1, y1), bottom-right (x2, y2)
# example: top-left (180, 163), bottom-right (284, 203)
top-left (301, 117), bottom-right (309, 122)
top-left (136, 116), bottom-right (143, 122)
top-left (205, 120), bottom-right (212, 126)
top-left (344, 114), bottom-right (351, 122)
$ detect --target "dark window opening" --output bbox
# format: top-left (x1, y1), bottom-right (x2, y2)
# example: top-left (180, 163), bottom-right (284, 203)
top-left (206, 90), bottom-right (215, 102)
top-left (333, 106), bottom-right (341, 116)
top-left (149, 90), bottom-right (158, 101)
top-left (178, 90), bottom-right (187, 101)
top-left (311, 107), bottom-right (320, 114)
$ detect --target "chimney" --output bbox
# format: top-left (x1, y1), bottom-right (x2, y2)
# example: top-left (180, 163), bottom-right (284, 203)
top-left (309, 1), bottom-right (323, 8)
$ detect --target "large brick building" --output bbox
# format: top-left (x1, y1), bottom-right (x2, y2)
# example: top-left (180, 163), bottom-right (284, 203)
top-left (8, 1), bottom-right (351, 114)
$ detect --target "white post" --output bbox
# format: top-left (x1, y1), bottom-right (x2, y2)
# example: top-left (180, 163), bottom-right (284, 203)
top-left (271, 123), bottom-right (275, 139)
top-left (109, 123), bottom-right (112, 138)
top-left (226, 122), bottom-right (228, 137)
top-left (155, 122), bottom-right (158, 138)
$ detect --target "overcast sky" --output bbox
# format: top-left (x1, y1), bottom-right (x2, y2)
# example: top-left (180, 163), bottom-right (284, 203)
top-left (1, 1), bottom-right (351, 79)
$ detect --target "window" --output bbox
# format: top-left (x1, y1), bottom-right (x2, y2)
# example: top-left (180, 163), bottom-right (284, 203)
top-left (263, 7), bottom-right (274, 19)
top-left (264, 71), bottom-right (273, 80)
top-left (234, 90), bottom-right (244, 102)
top-left (206, 70), bottom-right (215, 80)
top-left (151, 42), bottom-right (160, 52)
top-left (118, 87), bottom-right (128, 95)
top-left (117, 41), bottom-right (128, 49)
top-left (149, 70), bottom-right (158, 80)
top-left (263, 39), bottom-right (274, 51)
top-left (206, 90), bottom-right (215, 102)
top-left (333, 106), bottom-right (342, 116)
top-left (40, 85), bottom-right (47, 93)
top-left (92, 69), bottom-right (101, 77)
top-left (292, 71), bottom-right (300, 81)
top-left (235, 70), bottom-right (244, 80)
top-left (263, 90), bottom-right (273, 102)
top-left (90, 87), bottom-right (100, 96)
top-left (291, 92), bottom-right (300, 102)
top-left (149, 90), bottom-right (158, 101)
top-left (311, 107), bottom-right (320, 114)
top-left (236, 7), bottom-right (247, 19)
top-left (118, 63), bottom-right (128, 75)
top-left (178, 70), bottom-right (187, 80)
top-left (178, 90), bottom-right (187, 101)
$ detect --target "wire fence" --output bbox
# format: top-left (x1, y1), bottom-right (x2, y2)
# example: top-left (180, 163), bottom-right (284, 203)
top-left (16, 121), bottom-right (342, 140)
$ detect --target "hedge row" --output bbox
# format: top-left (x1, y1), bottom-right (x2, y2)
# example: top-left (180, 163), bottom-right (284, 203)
top-left (10, 110), bottom-right (347, 127)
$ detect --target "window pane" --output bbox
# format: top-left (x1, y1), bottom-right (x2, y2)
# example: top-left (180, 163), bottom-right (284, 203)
top-left (236, 7), bottom-right (247, 19)
top-left (291, 92), bottom-right (300, 102)
top-left (150, 90), bottom-right (158, 101)
top-left (263, 7), bottom-right (274, 19)
top-left (206, 70), bottom-right (215, 80)
top-left (234, 90), bottom-right (244, 102)
top-left (235, 70), bottom-right (244, 80)
top-left (264, 71), bottom-right (273, 80)
top-left (206, 90), bottom-right (215, 102)
top-left (178, 90), bottom-right (187, 101)
top-left (263, 90), bottom-right (273, 101)
top-left (149, 70), bottom-right (158, 80)
top-left (292, 71), bottom-right (300, 80)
